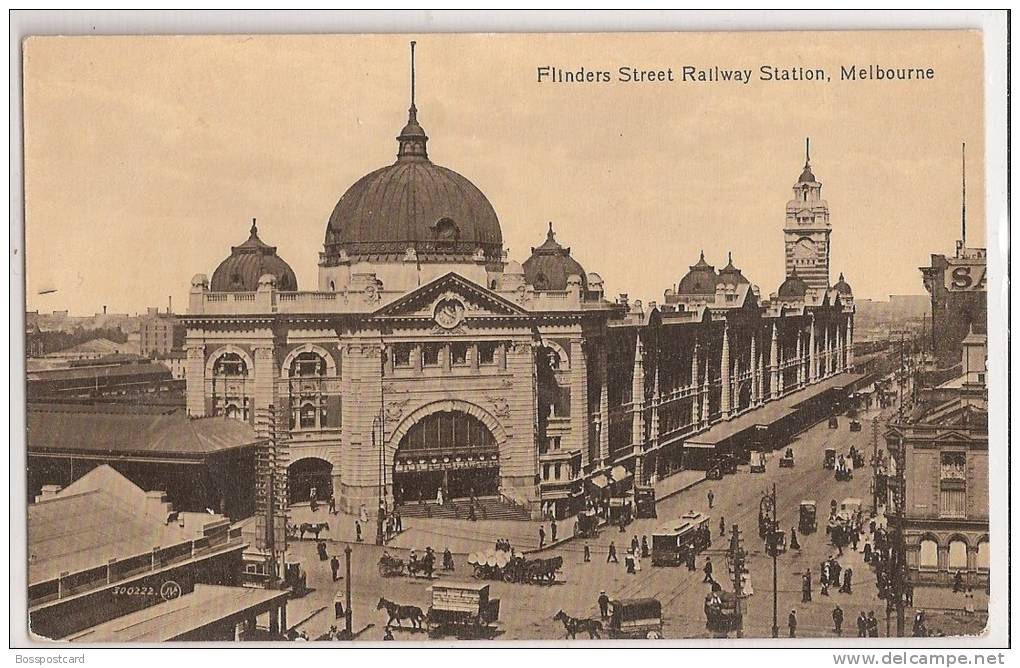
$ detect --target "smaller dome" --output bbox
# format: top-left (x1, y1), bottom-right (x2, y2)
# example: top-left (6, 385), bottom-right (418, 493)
top-left (523, 223), bottom-right (587, 291)
top-left (833, 272), bottom-right (853, 296)
top-left (210, 220), bottom-right (298, 292)
top-left (717, 252), bottom-right (750, 286)
top-left (677, 251), bottom-right (718, 295)
top-left (798, 163), bottom-right (816, 184)
top-left (778, 268), bottom-right (809, 298)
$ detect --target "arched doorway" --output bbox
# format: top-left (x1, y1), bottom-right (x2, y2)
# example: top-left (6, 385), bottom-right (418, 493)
top-left (288, 457), bottom-right (333, 505)
top-left (392, 409), bottom-right (499, 505)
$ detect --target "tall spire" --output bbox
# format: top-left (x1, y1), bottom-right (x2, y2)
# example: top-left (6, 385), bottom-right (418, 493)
top-left (806, 137), bottom-right (810, 164)
top-left (397, 40), bottom-right (428, 161)
top-left (798, 137), bottom-right (816, 183)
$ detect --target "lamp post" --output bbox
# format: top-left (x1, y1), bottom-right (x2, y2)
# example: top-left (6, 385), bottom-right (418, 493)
top-left (770, 482), bottom-right (779, 639)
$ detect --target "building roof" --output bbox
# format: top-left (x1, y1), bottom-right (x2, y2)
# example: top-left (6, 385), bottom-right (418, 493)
top-left (65, 585), bottom-right (289, 642)
top-left (45, 338), bottom-right (128, 357)
top-left (777, 269), bottom-right (809, 298)
top-left (26, 404), bottom-right (259, 460)
top-left (27, 465), bottom-right (219, 585)
top-left (210, 220), bottom-right (297, 292)
top-left (522, 223), bottom-right (588, 291)
top-left (833, 273), bottom-right (853, 296)
top-left (677, 252), bottom-right (719, 295)
top-left (717, 253), bottom-right (750, 287)
top-left (26, 361), bottom-right (172, 384)
top-left (323, 100), bottom-right (503, 262)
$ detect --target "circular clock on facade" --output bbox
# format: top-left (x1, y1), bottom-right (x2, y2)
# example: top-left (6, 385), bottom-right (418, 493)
top-left (794, 237), bottom-right (815, 259)
top-left (434, 298), bottom-right (465, 329)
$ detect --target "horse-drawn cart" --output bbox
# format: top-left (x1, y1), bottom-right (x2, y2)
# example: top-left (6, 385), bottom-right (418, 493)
top-left (607, 598), bottom-right (663, 639)
top-left (574, 511), bottom-right (600, 539)
top-left (467, 549), bottom-right (561, 584)
top-left (704, 591), bottom-right (742, 635)
top-left (426, 582), bottom-right (500, 639)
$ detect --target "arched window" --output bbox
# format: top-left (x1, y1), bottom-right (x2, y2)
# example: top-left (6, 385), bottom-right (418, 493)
top-left (399, 411), bottom-right (496, 454)
top-left (299, 402), bottom-right (317, 429)
top-left (213, 352), bottom-right (247, 377)
top-left (976, 540), bottom-right (990, 571)
top-left (225, 404), bottom-right (241, 419)
top-left (290, 351), bottom-right (327, 378)
top-left (329, 280), bottom-right (336, 292)
top-left (948, 539), bottom-right (968, 570)
top-left (919, 538), bottom-right (939, 570)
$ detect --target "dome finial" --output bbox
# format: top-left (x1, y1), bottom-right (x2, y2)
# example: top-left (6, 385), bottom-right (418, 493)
top-left (699, 249), bottom-right (705, 261)
top-left (250, 217), bottom-right (258, 237)
top-left (728, 251), bottom-right (732, 264)
top-left (397, 41), bottom-right (429, 161)
top-left (547, 221), bottom-right (555, 240)
top-left (805, 136), bottom-right (810, 165)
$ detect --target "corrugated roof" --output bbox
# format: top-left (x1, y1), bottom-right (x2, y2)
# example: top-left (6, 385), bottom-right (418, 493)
top-left (26, 405), bottom-right (259, 457)
top-left (66, 584), bottom-right (288, 642)
top-left (27, 362), bottom-right (171, 383)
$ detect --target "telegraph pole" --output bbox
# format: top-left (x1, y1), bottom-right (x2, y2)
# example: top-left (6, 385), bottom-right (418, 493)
top-left (344, 545), bottom-right (353, 637)
top-left (771, 483), bottom-right (779, 639)
top-left (728, 525), bottom-right (746, 638)
top-left (871, 417), bottom-right (881, 514)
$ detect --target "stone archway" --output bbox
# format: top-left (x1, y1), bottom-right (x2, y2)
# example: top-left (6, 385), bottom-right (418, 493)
top-left (388, 401), bottom-right (505, 505)
top-left (288, 456), bottom-right (333, 505)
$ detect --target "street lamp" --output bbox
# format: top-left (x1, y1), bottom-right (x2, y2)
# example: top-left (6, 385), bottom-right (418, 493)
top-left (373, 413), bottom-right (385, 546)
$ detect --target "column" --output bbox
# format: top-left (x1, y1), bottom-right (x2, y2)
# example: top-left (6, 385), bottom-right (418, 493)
top-left (599, 341), bottom-right (610, 466)
top-left (691, 343), bottom-right (700, 425)
top-left (835, 322), bottom-right (843, 371)
top-left (769, 324), bottom-right (779, 400)
top-left (795, 331), bottom-right (803, 386)
top-left (847, 316), bottom-right (855, 369)
top-left (253, 344), bottom-right (277, 436)
top-left (720, 325), bottom-right (731, 418)
top-left (749, 331), bottom-right (758, 405)
top-left (777, 329), bottom-right (785, 395)
top-left (809, 316), bottom-right (817, 383)
top-left (185, 342), bottom-right (206, 417)
top-left (701, 365), bottom-right (710, 427)
top-left (650, 366), bottom-right (660, 446)
top-left (569, 338), bottom-right (589, 468)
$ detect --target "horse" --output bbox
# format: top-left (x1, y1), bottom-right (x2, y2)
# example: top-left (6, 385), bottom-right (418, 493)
top-left (553, 610), bottom-right (602, 639)
top-left (299, 522), bottom-right (330, 540)
top-left (376, 598), bottom-right (426, 630)
top-left (529, 556), bottom-right (563, 583)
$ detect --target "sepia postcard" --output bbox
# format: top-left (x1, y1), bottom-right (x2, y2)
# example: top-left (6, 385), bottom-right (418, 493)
top-left (13, 21), bottom-right (1008, 654)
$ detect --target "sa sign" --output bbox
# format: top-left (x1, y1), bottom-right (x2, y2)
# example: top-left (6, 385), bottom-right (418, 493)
top-left (945, 262), bottom-right (986, 292)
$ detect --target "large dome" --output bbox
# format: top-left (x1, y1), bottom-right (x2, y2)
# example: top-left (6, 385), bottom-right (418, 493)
top-left (523, 223), bottom-right (587, 291)
top-left (777, 268), bottom-right (809, 298)
top-left (322, 104), bottom-right (503, 264)
top-left (677, 252), bottom-right (718, 295)
top-left (211, 221), bottom-right (297, 292)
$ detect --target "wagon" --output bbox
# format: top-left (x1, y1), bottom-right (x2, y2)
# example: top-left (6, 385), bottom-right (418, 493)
top-left (799, 500), bottom-right (817, 533)
top-left (574, 511), bottom-right (600, 539)
top-left (607, 598), bottom-right (663, 639)
top-left (828, 416), bottom-right (839, 429)
top-left (467, 549), bottom-right (561, 584)
top-left (850, 419), bottom-right (863, 432)
top-left (749, 450), bottom-right (767, 474)
top-left (704, 591), bottom-right (741, 634)
top-left (779, 448), bottom-right (795, 468)
top-left (378, 552), bottom-right (406, 577)
top-left (634, 486), bottom-right (657, 519)
top-left (823, 448), bottom-right (837, 470)
top-left (426, 582), bottom-right (500, 639)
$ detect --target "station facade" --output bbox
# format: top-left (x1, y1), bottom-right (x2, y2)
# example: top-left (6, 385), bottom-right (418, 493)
top-left (182, 62), bottom-right (856, 519)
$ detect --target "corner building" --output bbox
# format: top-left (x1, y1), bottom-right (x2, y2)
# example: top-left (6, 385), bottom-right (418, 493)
top-left (183, 66), bottom-right (857, 519)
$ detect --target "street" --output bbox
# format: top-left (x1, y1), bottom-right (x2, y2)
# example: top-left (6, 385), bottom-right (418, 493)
top-left (282, 401), bottom-right (986, 640)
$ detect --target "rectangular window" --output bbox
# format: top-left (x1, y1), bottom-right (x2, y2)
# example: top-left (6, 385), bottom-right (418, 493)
top-left (422, 343), bottom-right (442, 367)
top-left (450, 342), bottom-right (469, 366)
top-left (478, 342), bottom-right (497, 365)
top-left (543, 464), bottom-right (550, 481)
top-left (940, 487), bottom-right (966, 518)
top-left (554, 463), bottom-right (562, 481)
top-left (392, 343), bottom-right (413, 368)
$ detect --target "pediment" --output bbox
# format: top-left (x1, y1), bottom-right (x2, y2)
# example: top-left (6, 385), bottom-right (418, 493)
top-left (373, 272), bottom-right (528, 324)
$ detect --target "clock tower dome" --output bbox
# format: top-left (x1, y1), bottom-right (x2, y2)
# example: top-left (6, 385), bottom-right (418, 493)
top-left (784, 138), bottom-right (831, 293)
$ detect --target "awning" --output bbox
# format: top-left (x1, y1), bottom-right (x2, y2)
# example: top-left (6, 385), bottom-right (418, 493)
top-left (610, 465), bottom-right (630, 482)
top-left (589, 474), bottom-right (609, 488)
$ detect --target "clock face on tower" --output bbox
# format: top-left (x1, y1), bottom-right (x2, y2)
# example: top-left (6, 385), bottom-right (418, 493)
top-left (794, 237), bottom-right (815, 259)
top-left (434, 298), bottom-right (465, 329)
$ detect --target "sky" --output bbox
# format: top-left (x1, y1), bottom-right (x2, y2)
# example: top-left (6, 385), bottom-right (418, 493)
top-left (22, 31), bottom-right (985, 315)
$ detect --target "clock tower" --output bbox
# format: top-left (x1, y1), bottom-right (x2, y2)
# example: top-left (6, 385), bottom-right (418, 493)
top-left (784, 138), bottom-right (831, 293)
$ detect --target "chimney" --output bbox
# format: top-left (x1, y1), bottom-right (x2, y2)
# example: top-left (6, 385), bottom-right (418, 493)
top-left (103, 305), bottom-right (107, 315)
top-left (168, 295), bottom-right (172, 315)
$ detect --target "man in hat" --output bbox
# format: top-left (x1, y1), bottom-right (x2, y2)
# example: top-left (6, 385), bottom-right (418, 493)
top-left (832, 605), bottom-right (844, 636)
top-left (703, 557), bottom-right (714, 583)
top-left (788, 609), bottom-right (798, 638)
top-left (802, 569), bottom-right (813, 602)
top-left (539, 524), bottom-right (546, 549)
top-left (598, 591), bottom-right (610, 618)
top-left (330, 554), bottom-right (340, 581)
top-left (607, 541), bottom-right (619, 563)
top-left (856, 611), bottom-right (868, 637)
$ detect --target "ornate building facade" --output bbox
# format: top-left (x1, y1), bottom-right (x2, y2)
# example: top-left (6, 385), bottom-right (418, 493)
top-left (182, 53), bottom-right (857, 519)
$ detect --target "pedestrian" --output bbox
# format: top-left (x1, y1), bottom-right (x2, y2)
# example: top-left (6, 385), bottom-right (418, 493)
top-left (317, 540), bottom-right (328, 561)
top-left (436, 487), bottom-right (444, 506)
top-left (703, 557), bottom-right (714, 583)
top-left (788, 609), bottom-right (797, 638)
top-left (330, 554), bottom-right (340, 581)
top-left (708, 489), bottom-right (715, 509)
top-left (355, 520), bottom-right (362, 543)
top-left (863, 542), bottom-right (872, 563)
top-left (821, 563), bottom-right (830, 596)
top-left (857, 612), bottom-right (867, 637)
top-left (631, 535), bottom-right (639, 554)
top-left (867, 611), bottom-right (879, 637)
top-left (539, 525), bottom-right (546, 548)
top-left (334, 591), bottom-right (345, 620)
top-left (686, 547), bottom-right (696, 571)
top-left (607, 541), bottom-right (619, 563)
top-left (802, 569), bottom-right (812, 602)
top-left (953, 570), bottom-right (964, 593)
top-left (310, 486), bottom-right (318, 513)
top-left (598, 591), bottom-right (610, 618)
top-left (551, 520), bottom-right (558, 543)
top-left (851, 529), bottom-right (859, 551)
top-left (720, 517), bottom-right (726, 538)
top-left (641, 535), bottom-right (649, 558)
top-left (841, 568), bottom-right (853, 594)
top-left (832, 605), bottom-right (844, 636)
top-left (905, 583), bottom-right (914, 607)
top-left (443, 547), bottom-right (454, 571)
top-left (584, 543), bottom-right (591, 563)
top-left (328, 494), bottom-right (337, 515)
top-left (790, 527), bottom-right (800, 551)
top-left (965, 588), bottom-right (975, 615)
top-left (395, 511), bottom-right (402, 532)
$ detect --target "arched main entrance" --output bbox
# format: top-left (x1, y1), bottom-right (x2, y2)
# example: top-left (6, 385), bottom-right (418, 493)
top-left (392, 409), bottom-right (500, 504)
top-left (288, 457), bottom-right (333, 505)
